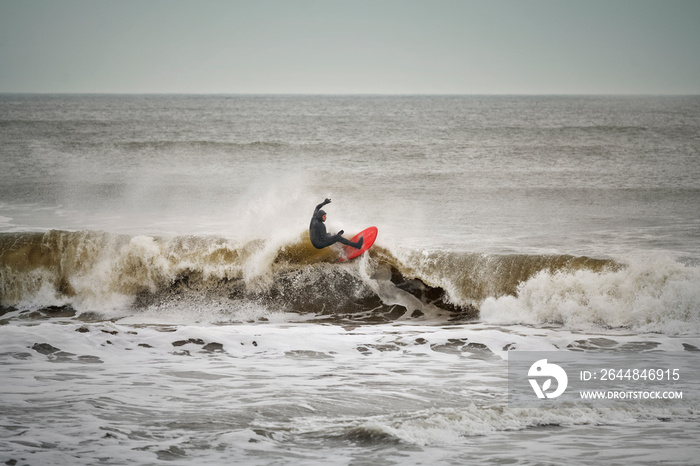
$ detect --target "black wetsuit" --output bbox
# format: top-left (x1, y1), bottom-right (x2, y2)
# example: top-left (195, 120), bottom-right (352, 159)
top-left (309, 200), bottom-right (362, 250)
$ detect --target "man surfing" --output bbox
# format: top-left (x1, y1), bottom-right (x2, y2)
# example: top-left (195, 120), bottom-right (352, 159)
top-left (309, 198), bottom-right (364, 250)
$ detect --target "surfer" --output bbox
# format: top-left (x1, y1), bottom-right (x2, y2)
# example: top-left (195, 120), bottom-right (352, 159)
top-left (309, 198), bottom-right (364, 250)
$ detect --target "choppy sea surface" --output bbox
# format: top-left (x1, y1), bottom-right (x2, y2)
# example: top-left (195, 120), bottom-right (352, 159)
top-left (1, 95), bottom-right (699, 465)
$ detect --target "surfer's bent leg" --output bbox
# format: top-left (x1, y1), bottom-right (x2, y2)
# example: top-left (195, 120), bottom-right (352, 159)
top-left (337, 236), bottom-right (364, 249)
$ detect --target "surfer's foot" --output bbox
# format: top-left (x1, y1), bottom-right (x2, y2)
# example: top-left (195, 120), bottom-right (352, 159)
top-left (354, 238), bottom-right (364, 249)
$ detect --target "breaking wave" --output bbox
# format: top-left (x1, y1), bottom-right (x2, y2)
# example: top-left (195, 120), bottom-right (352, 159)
top-left (1, 230), bottom-right (698, 333)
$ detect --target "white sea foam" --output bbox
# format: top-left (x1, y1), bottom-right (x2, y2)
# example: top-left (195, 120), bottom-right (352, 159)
top-left (2, 320), bottom-right (697, 464)
top-left (480, 257), bottom-right (700, 335)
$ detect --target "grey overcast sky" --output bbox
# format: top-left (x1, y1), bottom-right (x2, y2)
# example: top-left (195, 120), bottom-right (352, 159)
top-left (1, 0), bottom-right (699, 94)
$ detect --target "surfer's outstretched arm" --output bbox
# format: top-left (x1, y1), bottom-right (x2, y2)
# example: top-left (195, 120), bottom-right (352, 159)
top-left (315, 198), bottom-right (331, 214)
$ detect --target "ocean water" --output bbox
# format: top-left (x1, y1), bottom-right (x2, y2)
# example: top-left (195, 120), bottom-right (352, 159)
top-left (1, 94), bottom-right (699, 465)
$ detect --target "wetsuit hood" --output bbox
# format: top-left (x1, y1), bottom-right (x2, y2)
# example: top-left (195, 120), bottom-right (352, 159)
top-left (315, 209), bottom-right (326, 221)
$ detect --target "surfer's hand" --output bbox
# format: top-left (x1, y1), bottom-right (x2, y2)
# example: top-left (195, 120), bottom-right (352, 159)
top-left (323, 198), bottom-right (331, 205)
top-left (337, 230), bottom-right (344, 236)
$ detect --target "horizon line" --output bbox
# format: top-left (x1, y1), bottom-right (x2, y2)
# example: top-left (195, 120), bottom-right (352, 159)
top-left (1, 92), bottom-right (699, 97)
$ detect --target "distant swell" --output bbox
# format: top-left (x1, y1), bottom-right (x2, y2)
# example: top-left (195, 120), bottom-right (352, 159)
top-left (2, 230), bottom-right (698, 333)
top-left (118, 140), bottom-right (289, 151)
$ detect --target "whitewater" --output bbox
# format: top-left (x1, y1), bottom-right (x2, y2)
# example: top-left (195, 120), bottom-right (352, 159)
top-left (1, 95), bottom-right (699, 465)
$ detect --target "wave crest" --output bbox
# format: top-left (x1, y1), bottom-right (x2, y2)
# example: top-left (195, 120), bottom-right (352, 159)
top-left (2, 230), bottom-right (697, 333)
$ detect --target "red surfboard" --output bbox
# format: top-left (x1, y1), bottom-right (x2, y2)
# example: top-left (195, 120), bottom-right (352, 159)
top-left (339, 226), bottom-right (378, 262)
